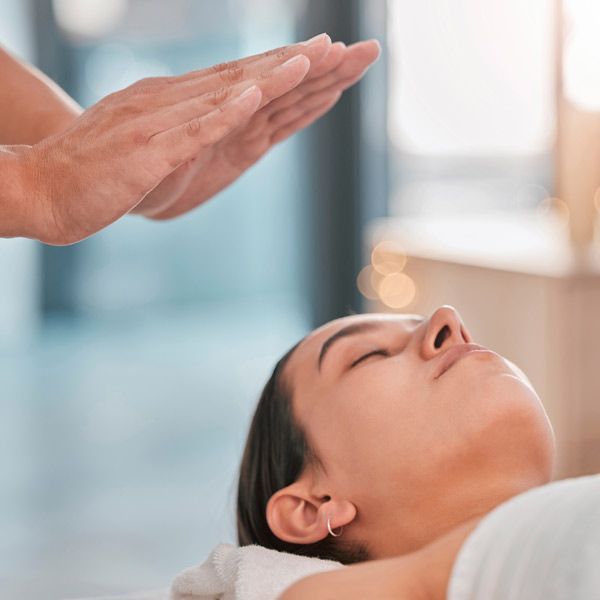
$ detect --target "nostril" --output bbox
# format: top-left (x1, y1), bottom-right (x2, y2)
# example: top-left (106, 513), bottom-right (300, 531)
top-left (434, 325), bottom-right (451, 349)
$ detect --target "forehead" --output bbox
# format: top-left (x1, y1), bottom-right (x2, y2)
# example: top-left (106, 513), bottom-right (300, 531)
top-left (286, 313), bottom-right (424, 378)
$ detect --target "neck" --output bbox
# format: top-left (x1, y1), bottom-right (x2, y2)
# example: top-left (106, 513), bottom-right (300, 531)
top-left (410, 475), bottom-right (551, 599)
top-left (409, 514), bottom-right (485, 600)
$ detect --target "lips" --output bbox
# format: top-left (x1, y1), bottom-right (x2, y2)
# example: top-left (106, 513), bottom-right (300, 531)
top-left (433, 343), bottom-right (498, 380)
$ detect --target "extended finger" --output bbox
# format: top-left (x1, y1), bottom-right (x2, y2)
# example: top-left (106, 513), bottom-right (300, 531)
top-left (250, 40), bottom-right (376, 131)
top-left (267, 87), bottom-right (344, 131)
top-left (149, 33), bottom-right (330, 106)
top-left (304, 41), bottom-right (347, 80)
top-left (270, 92), bottom-right (343, 144)
top-left (144, 54), bottom-right (310, 135)
top-left (268, 65), bottom-right (368, 130)
top-left (256, 42), bottom-right (346, 121)
top-left (214, 34), bottom-right (331, 85)
top-left (172, 33), bottom-right (330, 84)
top-left (204, 54), bottom-right (312, 111)
top-left (234, 88), bottom-right (343, 151)
top-left (146, 85), bottom-right (262, 175)
top-left (289, 40), bottom-right (380, 98)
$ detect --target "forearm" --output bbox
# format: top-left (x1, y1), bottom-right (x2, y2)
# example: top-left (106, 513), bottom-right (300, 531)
top-left (0, 46), bottom-right (82, 145)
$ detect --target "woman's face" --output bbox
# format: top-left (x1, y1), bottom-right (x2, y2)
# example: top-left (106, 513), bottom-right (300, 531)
top-left (269, 306), bottom-right (556, 558)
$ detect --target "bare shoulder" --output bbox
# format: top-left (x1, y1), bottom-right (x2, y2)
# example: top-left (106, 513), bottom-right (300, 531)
top-left (279, 519), bottom-right (482, 600)
top-left (279, 553), bottom-right (430, 600)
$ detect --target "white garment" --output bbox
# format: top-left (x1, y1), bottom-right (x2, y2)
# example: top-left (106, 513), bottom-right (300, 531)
top-left (447, 474), bottom-right (600, 600)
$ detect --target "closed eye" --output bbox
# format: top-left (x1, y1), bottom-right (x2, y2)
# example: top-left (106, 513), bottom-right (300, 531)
top-left (350, 349), bottom-right (389, 368)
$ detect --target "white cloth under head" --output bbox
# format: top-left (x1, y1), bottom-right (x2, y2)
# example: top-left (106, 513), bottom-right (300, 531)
top-left (170, 543), bottom-right (342, 600)
top-left (74, 544), bottom-right (341, 600)
top-left (447, 474), bottom-right (600, 600)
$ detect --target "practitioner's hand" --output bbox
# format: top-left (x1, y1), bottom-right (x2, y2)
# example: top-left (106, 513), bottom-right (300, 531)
top-left (6, 36), bottom-right (330, 245)
top-left (132, 39), bottom-right (381, 219)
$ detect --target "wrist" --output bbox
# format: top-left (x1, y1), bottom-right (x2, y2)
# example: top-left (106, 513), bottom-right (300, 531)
top-left (0, 145), bottom-right (35, 239)
top-left (0, 144), bottom-right (59, 243)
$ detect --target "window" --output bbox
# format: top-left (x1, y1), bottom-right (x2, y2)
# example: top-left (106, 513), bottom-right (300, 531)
top-left (387, 0), bottom-right (557, 216)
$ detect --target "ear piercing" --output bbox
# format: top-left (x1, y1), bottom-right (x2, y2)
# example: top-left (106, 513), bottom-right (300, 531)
top-left (327, 517), bottom-right (343, 537)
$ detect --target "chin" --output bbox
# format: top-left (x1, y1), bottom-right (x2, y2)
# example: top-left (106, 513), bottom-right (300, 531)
top-left (470, 371), bottom-right (556, 484)
top-left (503, 357), bottom-right (537, 392)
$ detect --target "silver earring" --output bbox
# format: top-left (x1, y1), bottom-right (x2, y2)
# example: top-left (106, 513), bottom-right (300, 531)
top-left (327, 517), bottom-right (343, 537)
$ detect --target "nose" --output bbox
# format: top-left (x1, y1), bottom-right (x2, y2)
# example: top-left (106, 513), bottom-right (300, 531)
top-left (420, 305), bottom-right (472, 360)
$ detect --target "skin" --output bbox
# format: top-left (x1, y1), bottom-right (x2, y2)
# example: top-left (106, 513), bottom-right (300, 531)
top-left (268, 305), bottom-right (557, 599)
top-left (0, 36), bottom-right (380, 244)
top-left (278, 517), bottom-right (480, 600)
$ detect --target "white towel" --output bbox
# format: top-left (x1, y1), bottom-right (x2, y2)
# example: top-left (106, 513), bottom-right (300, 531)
top-left (447, 474), bottom-right (600, 600)
top-left (76, 544), bottom-right (341, 600)
top-left (171, 543), bottom-right (342, 600)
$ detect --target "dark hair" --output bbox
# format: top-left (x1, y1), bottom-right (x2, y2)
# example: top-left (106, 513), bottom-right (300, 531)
top-left (236, 341), bottom-right (370, 564)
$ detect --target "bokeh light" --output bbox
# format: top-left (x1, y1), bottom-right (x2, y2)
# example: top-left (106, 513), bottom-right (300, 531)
top-left (53, 0), bottom-right (128, 39)
top-left (378, 272), bottom-right (417, 309)
top-left (356, 265), bottom-right (379, 300)
top-left (359, 240), bottom-right (417, 308)
top-left (371, 240), bottom-right (407, 275)
top-left (536, 196), bottom-right (570, 226)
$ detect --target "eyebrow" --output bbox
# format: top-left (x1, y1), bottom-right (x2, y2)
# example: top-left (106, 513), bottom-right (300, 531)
top-left (317, 322), bottom-right (383, 372)
top-left (317, 317), bottom-right (426, 373)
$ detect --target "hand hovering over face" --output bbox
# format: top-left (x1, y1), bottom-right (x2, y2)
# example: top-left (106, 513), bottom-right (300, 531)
top-left (134, 38), bottom-right (381, 220)
top-left (0, 36), bottom-right (380, 245)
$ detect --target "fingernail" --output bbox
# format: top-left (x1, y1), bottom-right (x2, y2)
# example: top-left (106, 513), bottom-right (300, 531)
top-left (302, 33), bottom-right (328, 46)
top-left (280, 55), bottom-right (307, 69)
top-left (239, 85), bottom-right (259, 99)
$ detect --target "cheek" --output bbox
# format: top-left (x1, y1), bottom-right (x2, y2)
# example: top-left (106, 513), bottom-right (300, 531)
top-left (313, 374), bottom-right (434, 484)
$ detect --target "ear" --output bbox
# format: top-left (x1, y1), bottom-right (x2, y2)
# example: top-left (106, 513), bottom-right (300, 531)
top-left (266, 479), bottom-right (357, 545)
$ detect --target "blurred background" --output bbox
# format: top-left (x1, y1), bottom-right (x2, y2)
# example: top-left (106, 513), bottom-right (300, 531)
top-left (1, 0), bottom-right (599, 598)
